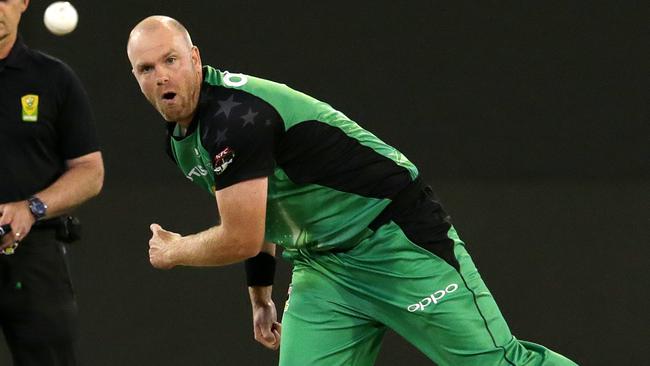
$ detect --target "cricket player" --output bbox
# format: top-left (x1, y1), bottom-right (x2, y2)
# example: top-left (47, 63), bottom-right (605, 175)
top-left (126, 15), bottom-right (578, 366)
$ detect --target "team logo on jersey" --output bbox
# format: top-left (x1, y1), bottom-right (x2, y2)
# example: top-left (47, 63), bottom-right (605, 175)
top-left (21, 94), bottom-right (39, 122)
top-left (213, 147), bottom-right (235, 175)
top-left (223, 72), bottom-right (248, 87)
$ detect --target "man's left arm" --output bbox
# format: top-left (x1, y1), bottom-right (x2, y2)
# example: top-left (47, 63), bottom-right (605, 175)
top-left (0, 151), bottom-right (104, 248)
top-left (248, 241), bottom-right (281, 350)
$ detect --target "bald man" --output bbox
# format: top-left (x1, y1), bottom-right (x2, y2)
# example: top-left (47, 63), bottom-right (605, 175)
top-left (127, 16), bottom-right (578, 366)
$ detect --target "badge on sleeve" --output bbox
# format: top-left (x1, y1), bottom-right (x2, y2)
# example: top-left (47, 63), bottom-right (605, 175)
top-left (21, 94), bottom-right (39, 122)
top-left (213, 147), bottom-right (235, 175)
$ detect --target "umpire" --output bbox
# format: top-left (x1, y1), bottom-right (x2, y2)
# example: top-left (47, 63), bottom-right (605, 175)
top-left (0, 1), bottom-right (104, 365)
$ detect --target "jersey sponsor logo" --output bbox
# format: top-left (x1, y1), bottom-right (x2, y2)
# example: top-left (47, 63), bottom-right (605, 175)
top-left (185, 165), bottom-right (209, 181)
top-left (407, 283), bottom-right (458, 312)
top-left (213, 147), bottom-right (235, 175)
top-left (223, 72), bottom-right (248, 87)
top-left (21, 94), bottom-right (39, 122)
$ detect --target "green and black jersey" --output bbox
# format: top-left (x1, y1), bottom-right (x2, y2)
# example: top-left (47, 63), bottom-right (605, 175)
top-left (168, 68), bottom-right (578, 366)
top-left (168, 66), bottom-right (451, 257)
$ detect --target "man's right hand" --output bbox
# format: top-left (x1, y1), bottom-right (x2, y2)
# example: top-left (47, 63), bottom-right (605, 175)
top-left (148, 223), bottom-right (182, 269)
top-left (0, 201), bottom-right (36, 251)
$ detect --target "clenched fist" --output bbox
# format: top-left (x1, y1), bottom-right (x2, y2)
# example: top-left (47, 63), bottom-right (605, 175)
top-left (148, 223), bottom-right (181, 269)
top-left (252, 300), bottom-right (282, 350)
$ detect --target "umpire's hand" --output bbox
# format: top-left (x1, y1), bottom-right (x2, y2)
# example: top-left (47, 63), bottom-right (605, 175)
top-left (148, 223), bottom-right (181, 269)
top-left (0, 201), bottom-right (36, 251)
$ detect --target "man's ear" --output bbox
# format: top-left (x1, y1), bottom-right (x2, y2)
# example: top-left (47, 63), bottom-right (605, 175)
top-left (191, 46), bottom-right (202, 70)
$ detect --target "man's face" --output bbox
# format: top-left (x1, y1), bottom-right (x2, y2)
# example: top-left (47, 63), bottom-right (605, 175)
top-left (0, 0), bottom-right (28, 45)
top-left (128, 26), bottom-right (202, 124)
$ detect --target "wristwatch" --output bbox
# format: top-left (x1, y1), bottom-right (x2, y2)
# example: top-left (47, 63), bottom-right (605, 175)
top-left (27, 196), bottom-right (48, 220)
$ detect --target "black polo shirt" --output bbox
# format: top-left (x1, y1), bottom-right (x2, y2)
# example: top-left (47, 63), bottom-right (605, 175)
top-left (0, 37), bottom-right (98, 203)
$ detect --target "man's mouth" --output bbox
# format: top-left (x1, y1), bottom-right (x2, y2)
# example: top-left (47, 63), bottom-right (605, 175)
top-left (162, 92), bottom-right (177, 102)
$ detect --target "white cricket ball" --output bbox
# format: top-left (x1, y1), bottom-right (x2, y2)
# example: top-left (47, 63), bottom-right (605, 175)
top-left (43, 2), bottom-right (78, 36)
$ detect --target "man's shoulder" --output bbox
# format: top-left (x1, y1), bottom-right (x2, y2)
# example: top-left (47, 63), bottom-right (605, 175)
top-left (199, 67), bottom-right (285, 115)
top-left (25, 47), bottom-right (67, 70)
top-left (17, 47), bottom-right (80, 87)
top-left (200, 65), bottom-right (332, 127)
top-left (5, 44), bottom-right (84, 97)
top-left (202, 65), bottom-right (294, 95)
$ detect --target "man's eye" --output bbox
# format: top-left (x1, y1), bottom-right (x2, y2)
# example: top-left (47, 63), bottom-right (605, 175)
top-left (140, 66), bottom-right (153, 73)
top-left (166, 57), bottom-right (176, 64)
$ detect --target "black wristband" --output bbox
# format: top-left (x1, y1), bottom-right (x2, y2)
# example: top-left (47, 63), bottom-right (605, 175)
top-left (245, 252), bottom-right (276, 286)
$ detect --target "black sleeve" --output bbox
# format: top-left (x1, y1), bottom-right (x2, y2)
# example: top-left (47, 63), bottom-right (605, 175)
top-left (55, 62), bottom-right (99, 160)
top-left (200, 90), bottom-right (283, 190)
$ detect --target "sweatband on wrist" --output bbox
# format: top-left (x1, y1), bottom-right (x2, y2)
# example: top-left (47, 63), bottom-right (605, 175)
top-left (245, 252), bottom-right (276, 286)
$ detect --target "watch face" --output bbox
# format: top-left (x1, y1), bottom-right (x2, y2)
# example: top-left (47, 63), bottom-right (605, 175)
top-left (29, 197), bottom-right (47, 218)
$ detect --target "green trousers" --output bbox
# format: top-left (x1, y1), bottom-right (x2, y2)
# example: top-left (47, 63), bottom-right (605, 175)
top-left (279, 224), bottom-right (577, 366)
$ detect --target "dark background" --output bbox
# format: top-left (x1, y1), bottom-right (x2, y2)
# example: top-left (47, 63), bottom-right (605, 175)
top-left (2, 1), bottom-right (648, 365)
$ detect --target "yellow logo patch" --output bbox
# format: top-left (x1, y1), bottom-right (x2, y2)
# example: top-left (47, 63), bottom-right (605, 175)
top-left (21, 94), bottom-right (39, 122)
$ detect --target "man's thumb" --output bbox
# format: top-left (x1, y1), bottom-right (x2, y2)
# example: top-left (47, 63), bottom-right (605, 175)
top-left (150, 223), bottom-right (162, 234)
top-left (260, 327), bottom-right (275, 342)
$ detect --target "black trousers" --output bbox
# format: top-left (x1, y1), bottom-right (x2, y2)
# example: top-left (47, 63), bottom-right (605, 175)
top-left (0, 229), bottom-right (79, 366)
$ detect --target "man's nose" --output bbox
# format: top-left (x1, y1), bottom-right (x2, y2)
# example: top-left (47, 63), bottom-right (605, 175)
top-left (156, 72), bottom-right (169, 86)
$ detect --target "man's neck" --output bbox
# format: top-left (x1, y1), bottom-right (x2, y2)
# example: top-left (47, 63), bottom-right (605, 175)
top-left (176, 110), bottom-right (197, 132)
top-left (0, 34), bottom-right (17, 59)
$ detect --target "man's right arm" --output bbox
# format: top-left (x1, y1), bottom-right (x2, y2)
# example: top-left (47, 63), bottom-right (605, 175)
top-left (148, 177), bottom-right (268, 268)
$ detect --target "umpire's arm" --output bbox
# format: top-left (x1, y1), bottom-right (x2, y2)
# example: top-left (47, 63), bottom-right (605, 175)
top-left (0, 151), bottom-right (104, 249)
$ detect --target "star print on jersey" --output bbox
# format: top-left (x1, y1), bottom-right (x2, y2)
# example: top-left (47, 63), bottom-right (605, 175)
top-left (213, 146), bottom-right (235, 175)
top-left (241, 108), bottom-right (258, 127)
top-left (214, 95), bottom-right (241, 118)
top-left (215, 128), bottom-right (228, 146)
